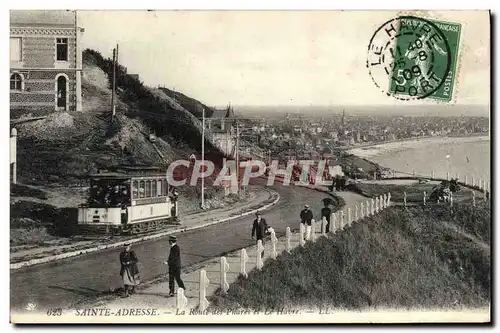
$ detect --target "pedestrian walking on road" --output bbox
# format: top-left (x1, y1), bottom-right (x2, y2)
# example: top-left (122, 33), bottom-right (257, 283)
top-left (252, 212), bottom-right (268, 258)
top-left (300, 204), bottom-right (313, 240)
top-left (165, 235), bottom-right (185, 297)
top-left (321, 201), bottom-right (332, 233)
top-left (119, 243), bottom-right (140, 298)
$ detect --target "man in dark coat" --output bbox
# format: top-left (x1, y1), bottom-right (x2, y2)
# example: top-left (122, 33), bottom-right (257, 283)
top-left (119, 243), bottom-right (139, 298)
top-left (252, 212), bottom-right (268, 258)
top-left (165, 235), bottom-right (185, 296)
top-left (300, 204), bottom-right (314, 240)
top-left (321, 202), bottom-right (332, 233)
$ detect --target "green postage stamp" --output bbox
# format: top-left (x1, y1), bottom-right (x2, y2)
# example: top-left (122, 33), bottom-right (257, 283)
top-left (367, 16), bottom-right (462, 102)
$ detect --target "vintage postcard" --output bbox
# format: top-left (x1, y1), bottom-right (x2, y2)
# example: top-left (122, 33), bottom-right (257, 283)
top-left (9, 10), bottom-right (490, 324)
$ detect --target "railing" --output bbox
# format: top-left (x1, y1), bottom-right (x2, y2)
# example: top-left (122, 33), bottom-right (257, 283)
top-left (175, 192), bottom-right (392, 311)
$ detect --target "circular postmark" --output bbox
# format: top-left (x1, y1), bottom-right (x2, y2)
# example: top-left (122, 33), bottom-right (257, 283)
top-left (367, 16), bottom-right (452, 100)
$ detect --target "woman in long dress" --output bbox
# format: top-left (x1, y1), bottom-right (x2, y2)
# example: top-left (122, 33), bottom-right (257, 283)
top-left (119, 244), bottom-right (139, 297)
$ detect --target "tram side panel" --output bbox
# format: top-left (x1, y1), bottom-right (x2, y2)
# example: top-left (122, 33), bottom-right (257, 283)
top-left (130, 198), bottom-right (172, 223)
top-left (77, 206), bottom-right (122, 233)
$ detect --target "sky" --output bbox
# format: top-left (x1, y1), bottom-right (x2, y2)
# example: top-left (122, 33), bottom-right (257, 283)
top-left (79, 10), bottom-right (490, 108)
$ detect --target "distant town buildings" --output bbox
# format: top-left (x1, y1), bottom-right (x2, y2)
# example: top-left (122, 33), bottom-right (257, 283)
top-left (10, 10), bottom-right (84, 112)
top-left (209, 103), bottom-right (236, 156)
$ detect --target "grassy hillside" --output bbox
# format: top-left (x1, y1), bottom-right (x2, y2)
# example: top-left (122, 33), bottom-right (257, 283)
top-left (210, 202), bottom-right (490, 311)
top-left (159, 87), bottom-right (215, 119)
top-left (83, 49), bottom-right (223, 158)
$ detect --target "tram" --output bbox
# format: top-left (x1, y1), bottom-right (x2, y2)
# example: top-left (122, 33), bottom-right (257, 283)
top-left (77, 165), bottom-right (179, 235)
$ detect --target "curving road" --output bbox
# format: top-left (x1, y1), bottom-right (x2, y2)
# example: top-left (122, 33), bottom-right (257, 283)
top-left (10, 179), bottom-right (366, 312)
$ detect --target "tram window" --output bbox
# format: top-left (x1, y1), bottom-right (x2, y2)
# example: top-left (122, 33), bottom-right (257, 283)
top-left (132, 181), bottom-right (138, 199)
top-left (162, 180), bottom-right (168, 196)
top-left (152, 180), bottom-right (157, 197)
top-left (139, 181), bottom-right (145, 198)
top-left (157, 180), bottom-right (162, 196)
top-left (145, 181), bottom-right (152, 197)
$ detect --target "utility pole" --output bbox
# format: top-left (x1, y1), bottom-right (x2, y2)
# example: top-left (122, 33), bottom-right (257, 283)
top-left (236, 122), bottom-right (240, 194)
top-left (201, 108), bottom-right (205, 209)
top-left (111, 47), bottom-right (116, 122)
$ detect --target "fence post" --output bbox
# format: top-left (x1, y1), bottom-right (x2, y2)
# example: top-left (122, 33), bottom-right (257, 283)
top-left (375, 197), bottom-right (380, 213)
top-left (446, 172), bottom-right (449, 181)
top-left (199, 269), bottom-right (210, 311)
top-left (285, 227), bottom-right (291, 253)
top-left (10, 128), bottom-right (17, 185)
top-left (366, 200), bottom-right (370, 217)
top-left (482, 180), bottom-right (486, 193)
top-left (256, 240), bottom-right (264, 270)
top-left (478, 178), bottom-right (482, 190)
top-left (472, 190), bottom-right (476, 207)
top-left (354, 205), bottom-right (358, 222)
top-left (220, 256), bottom-right (230, 294)
top-left (431, 170), bottom-right (435, 179)
top-left (299, 224), bottom-right (305, 247)
top-left (465, 174), bottom-right (468, 185)
top-left (371, 198), bottom-right (375, 215)
top-left (176, 288), bottom-right (188, 312)
top-left (423, 191), bottom-right (426, 206)
top-left (456, 173), bottom-right (459, 181)
top-left (340, 210), bottom-right (345, 229)
top-left (387, 192), bottom-right (391, 206)
top-left (450, 192), bottom-right (453, 207)
top-left (240, 248), bottom-right (249, 278)
top-left (380, 195), bottom-right (385, 210)
top-left (347, 207), bottom-right (352, 226)
top-left (360, 202), bottom-right (364, 219)
top-left (403, 192), bottom-right (407, 208)
top-left (471, 176), bottom-right (475, 187)
top-left (270, 230), bottom-right (278, 259)
top-left (310, 219), bottom-right (317, 242)
top-left (331, 213), bottom-right (337, 233)
top-left (321, 217), bottom-right (327, 236)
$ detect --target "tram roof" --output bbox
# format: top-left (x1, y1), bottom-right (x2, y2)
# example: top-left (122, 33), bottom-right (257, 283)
top-left (86, 172), bottom-right (167, 180)
top-left (83, 165), bottom-right (167, 180)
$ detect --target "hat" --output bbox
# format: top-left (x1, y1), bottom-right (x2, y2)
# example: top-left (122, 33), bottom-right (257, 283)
top-left (169, 236), bottom-right (177, 242)
top-left (304, 204), bottom-right (310, 208)
top-left (255, 211), bottom-right (262, 216)
top-left (124, 243), bottom-right (131, 247)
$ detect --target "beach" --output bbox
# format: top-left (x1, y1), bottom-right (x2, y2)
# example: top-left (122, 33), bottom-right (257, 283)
top-left (348, 135), bottom-right (490, 181)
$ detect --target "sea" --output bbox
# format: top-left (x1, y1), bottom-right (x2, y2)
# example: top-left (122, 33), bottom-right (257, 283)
top-left (348, 136), bottom-right (491, 182)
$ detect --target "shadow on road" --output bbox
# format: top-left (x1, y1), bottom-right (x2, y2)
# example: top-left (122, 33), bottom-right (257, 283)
top-left (48, 285), bottom-right (109, 297)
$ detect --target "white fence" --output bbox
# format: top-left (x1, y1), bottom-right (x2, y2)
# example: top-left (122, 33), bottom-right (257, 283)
top-left (178, 192), bottom-right (392, 311)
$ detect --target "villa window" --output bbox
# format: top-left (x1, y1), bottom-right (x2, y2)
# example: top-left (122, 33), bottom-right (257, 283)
top-left (10, 73), bottom-right (22, 91)
top-left (56, 38), bottom-right (68, 61)
top-left (10, 37), bottom-right (22, 62)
